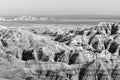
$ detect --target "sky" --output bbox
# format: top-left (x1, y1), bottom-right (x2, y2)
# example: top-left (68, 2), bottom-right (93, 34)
top-left (0, 0), bottom-right (120, 16)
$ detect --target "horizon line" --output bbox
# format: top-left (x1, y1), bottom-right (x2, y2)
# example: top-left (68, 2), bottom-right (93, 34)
top-left (1, 14), bottom-right (120, 16)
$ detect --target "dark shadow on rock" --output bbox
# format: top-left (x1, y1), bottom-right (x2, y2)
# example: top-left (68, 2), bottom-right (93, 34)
top-left (69, 53), bottom-right (79, 65)
top-left (111, 24), bottom-right (119, 35)
top-left (22, 49), bottom-right (35, 61)
top-left (108, 42), bottom-right (119, 54)
top-left (1, 39), bottom-right (8, 47)
top-left (54, 50), bottom-right (65, 62)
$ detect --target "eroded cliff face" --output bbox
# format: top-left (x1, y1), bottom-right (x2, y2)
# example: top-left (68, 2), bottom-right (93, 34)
top-left (0, 22), bottom-right (120, 80)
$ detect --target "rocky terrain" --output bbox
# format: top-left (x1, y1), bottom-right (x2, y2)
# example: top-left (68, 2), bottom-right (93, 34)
top-left (0, 22), bottom-right (120, 80)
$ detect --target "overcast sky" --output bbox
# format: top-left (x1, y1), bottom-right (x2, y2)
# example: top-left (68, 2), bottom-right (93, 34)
top-left (0, 0), bottom-right (120, 16)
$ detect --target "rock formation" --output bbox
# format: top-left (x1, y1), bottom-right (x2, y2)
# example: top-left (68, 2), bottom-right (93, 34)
top-left (0, 22), bottom-right (120, 80)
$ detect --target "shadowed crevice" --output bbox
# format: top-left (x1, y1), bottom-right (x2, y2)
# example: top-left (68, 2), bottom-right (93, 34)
top-left (22, 49), bottom-right (35, 61)
top-left (108, 42), bottom-right (119, 53)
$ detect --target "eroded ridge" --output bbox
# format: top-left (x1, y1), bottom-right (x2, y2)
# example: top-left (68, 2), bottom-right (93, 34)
top-left (0, 22), bottom-right (120, 80)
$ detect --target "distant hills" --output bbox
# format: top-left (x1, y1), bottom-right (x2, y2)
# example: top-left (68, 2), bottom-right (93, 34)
top-left (0, 16), bottom-right (57, 21)
top-left (1, 15), bottom-right (120, 22)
